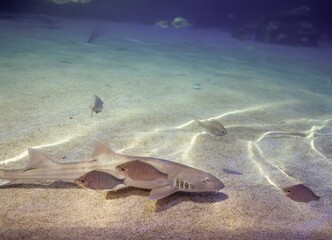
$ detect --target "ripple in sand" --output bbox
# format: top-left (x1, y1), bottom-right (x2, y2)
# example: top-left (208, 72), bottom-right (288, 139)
top-left (311, 136), bottom-right (332, 160)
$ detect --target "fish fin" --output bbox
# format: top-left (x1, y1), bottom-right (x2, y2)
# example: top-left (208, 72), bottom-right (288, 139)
top-left (194, 119), bottom-right (203, 126)
top-left (93, 183), bottom-right (127, 194)
top-left (0, 178), bottom-right (12, 186)
top-left (90, 138), bottom-right (120, 160)
top-left (24, 148), bottom-right (58, 171)
top-left (91, 169), bottom-right (125, 180)
top-left (0, 170), bottom-right (13, 185)
top-left (149, 185), bottom-right (177, 200)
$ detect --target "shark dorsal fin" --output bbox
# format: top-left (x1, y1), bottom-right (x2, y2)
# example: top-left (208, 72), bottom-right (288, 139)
top-left (25, 148), bottom-right (58, 171)
top-left (149, 185), bottom-right (177, 200)
top-left (90, 137), bottom-right (120, 161)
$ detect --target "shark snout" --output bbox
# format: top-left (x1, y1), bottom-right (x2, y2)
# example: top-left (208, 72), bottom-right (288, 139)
top-left (209, 174), bottom-right (225, 191)
top-left (212, 178), bottom-right (225, 191)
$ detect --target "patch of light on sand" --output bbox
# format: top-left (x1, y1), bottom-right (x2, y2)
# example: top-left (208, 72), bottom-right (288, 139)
top-left (213, 101), bottom-right (290, 119)
top-left (305, 124), bottom-right (332, 139)
top-left (162, 102), bottom-right (291, 131)
top-left (182, 133), bottom-right (200, 161)
top-left (256, 131), bottom-right (283, 142)
top-left (247, 141), bottom-right (278, 188)
top-left (174, 120), bottom-right (195, 129)
top-left (302, 123), bottom-right (331, 164)
top-left (255, 144), bottom-right (296, 181)
top-left (310, 140), bottom-right (330, 164)
top-left (1, 136), bottom-right (74, 165)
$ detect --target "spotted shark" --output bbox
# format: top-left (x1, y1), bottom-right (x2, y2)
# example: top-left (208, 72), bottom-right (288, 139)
top-left (0, 138), bottom-right (224, 200)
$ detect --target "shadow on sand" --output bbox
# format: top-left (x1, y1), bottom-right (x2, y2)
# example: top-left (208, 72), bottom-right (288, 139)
top-left (106, 187), bottom-right (228, 212)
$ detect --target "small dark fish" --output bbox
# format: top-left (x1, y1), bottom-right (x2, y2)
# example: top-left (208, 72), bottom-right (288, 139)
top-left (34, 25), bottom-right (61, 29)
top-left (115, 47), bottom-right (127, 51)
top-left (192, 83), bottom-right (201, 90)
top-left (283, 184), bottom-right (320, 203)
top-left (196, 119), bottom-right (227, 136)
top-left (58, 60), bottom-right (73, 64)
top-left (91, 95), bottom-right (104, 117)
top-left (75, 170), bottom-right (124, 190)
top-left (87, 23), bottom-right (104, 44)
top-left (116, 160), bottom-right (167, 181)
top-left (222, 168), bottom-right (242, 175)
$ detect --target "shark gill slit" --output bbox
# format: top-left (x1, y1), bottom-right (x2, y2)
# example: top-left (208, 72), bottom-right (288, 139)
top-left (176, 178), bottom-right (180, 188)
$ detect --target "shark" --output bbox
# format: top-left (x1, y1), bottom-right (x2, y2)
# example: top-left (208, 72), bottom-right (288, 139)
top-left (0, 138), bottom-right (224, 200)
top-left (113, 158), bottom-right (224, 200)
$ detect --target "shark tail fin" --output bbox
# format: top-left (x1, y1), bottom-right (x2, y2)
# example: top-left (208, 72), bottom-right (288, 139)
top-left (0, 170), bottom-right (12, 186)
top-left (0, 169), bottom-right (13, 186)
top-left (24, 148), bottom-right (58, 171)
top-left (89, 137), bottom-right (120, 161)
top-left (0, 180), bottom-right (11, 186)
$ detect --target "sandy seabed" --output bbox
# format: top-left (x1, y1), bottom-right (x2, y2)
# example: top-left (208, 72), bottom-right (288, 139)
top-left (0, 17), bottom-right (331, 239)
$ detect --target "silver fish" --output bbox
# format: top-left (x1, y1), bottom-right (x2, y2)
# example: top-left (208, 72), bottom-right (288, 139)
top-left (154, 20), bottom-right (169, 28)
top-left (171, 17), bottom-right (192, 28)
top-left (196, 119), bottom-right (227, 136)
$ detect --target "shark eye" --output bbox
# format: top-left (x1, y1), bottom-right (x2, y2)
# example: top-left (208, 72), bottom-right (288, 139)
top-left (203, 178), bottom-right (210, 184)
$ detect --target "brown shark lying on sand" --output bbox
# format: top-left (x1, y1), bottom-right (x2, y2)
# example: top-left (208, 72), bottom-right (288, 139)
top-left (0, 138), bottom-right (224, 200)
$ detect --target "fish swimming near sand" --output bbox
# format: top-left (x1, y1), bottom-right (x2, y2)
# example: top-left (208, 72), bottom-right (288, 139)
top-left (196, 119), bottom-right (227, 136)
top-left (283, 184), bottom-right (320, 203)
top-left (116, 160), bottom-right (167, 181)
top-left (222, 168), bottom-right (242, 175)
top-left (0, 138), bottom-right (224, 200)
top-left (91, 95), bottom-right (103, 117)
top-left (87, 23), bottom-right (104, 44)
top-left (192, 83), bottom-right (201, 90)
top-left (75, 170), bottom-right (125, 190)
top-left (154, 20), bottom-right (169, 28)
top-left (116, 160), bottom-right (169, 190)
top-left (171, 17), bottom-right (193, 29)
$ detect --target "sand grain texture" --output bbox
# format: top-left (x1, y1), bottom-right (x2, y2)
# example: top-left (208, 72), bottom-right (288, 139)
top-left (0, 19), bottom-right (331, 239)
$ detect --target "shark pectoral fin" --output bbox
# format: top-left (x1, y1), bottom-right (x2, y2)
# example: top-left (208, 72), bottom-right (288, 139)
top-left (149, 185), bottom-right (177, 200)
top-left (111, 183), bottom-right (127, 191)
top-left (0, 179), bottom-right (12, 186)
top-left (25, 148), bottom-right (58, 171)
